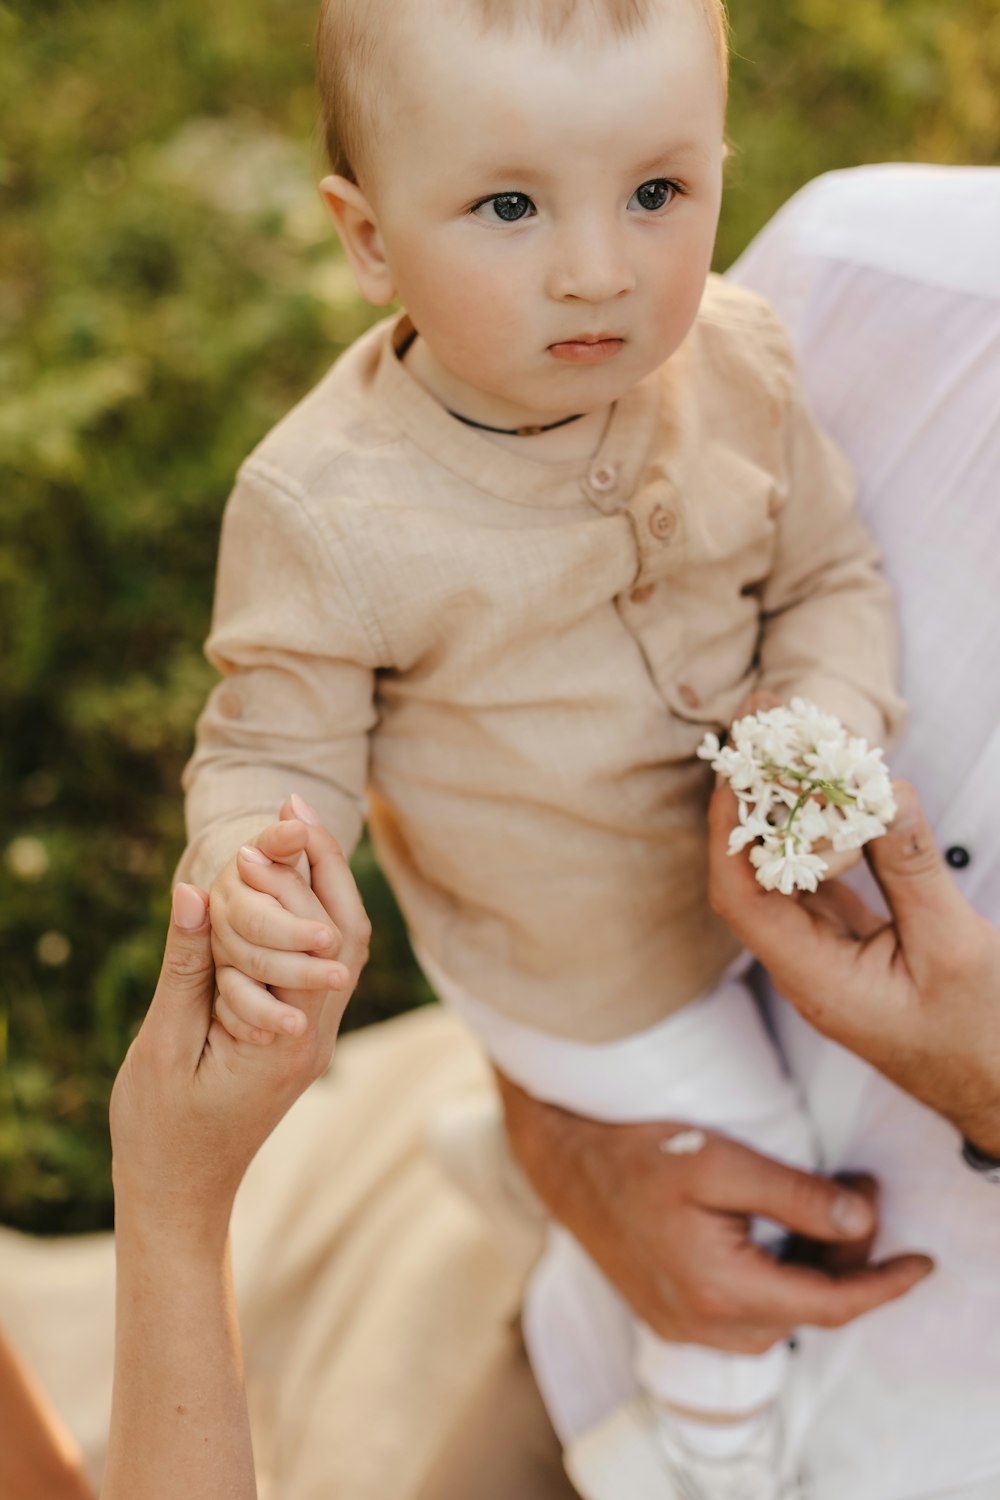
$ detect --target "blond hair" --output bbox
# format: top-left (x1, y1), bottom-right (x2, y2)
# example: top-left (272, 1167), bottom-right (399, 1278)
top-left (317, 0), bottom-right (729, 184)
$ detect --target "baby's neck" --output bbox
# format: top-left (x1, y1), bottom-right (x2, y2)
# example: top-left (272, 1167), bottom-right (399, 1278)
top-left (402, 334), bottom-right (613, 466)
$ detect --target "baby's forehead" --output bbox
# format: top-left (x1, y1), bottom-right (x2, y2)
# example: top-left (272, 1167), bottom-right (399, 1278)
top-left (321, 0), bottom-right (724, 188)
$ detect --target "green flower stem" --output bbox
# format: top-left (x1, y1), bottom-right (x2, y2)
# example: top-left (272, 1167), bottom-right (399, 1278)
top-left (761, 764), bottom-right (859, 847)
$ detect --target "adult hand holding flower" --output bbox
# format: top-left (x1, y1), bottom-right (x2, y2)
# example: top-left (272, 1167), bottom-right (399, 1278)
top-left (708, 777), bottom-right (1000, 1158)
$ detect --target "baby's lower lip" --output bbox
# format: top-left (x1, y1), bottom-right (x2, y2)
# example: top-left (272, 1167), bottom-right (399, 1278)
top-left (548, 338), bottom-right (624, 364)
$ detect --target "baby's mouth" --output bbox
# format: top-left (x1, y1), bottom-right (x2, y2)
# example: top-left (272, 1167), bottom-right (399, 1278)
top-left (547, 335), bottom-right (625, 364)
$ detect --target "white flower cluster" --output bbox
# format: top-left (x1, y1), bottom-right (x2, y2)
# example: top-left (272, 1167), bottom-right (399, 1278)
top-left (698, 698), bottom-right (896, 895)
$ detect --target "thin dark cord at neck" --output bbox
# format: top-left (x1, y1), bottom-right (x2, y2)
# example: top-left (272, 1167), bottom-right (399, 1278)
top-left (446, 408), bottom-right (586, 438)
top-left (396, 325), bottom-right (585, 438)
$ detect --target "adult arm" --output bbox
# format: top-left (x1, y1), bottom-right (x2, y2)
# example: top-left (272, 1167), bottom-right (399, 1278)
top-left (708, 777), bottom-right (1000, 1157)
top-left (0, 1327), bottom-right (95, 1500)
top-left (104, 814), bottom-right (370, 1500)
top-left (498, 1072), bottom-right (931, 1354)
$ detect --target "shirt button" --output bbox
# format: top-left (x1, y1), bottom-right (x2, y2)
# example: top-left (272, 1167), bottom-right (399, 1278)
top-left (589, 462), bottom-right (619, 492)
top-left (945, 845), bottom-right (971, 870)
top-left (649, 505), bottom-right (677, 542)
top-left (677, 683), bottom-right (700, 710)
top-left (218, 690), bottom-right (243, 720)
top-left (630, 583), bottom-right (656, 604)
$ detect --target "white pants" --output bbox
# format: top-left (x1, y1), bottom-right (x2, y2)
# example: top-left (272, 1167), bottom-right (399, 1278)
top-left (419, 952), bottom-right (817, 1442)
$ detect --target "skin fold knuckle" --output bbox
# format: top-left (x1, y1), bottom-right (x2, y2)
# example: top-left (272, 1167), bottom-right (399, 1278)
top-left (690, 1275), bottom-right (733, 1323)
top-left (166, 944), bottom-right (213, 983)
top-left (247, 948), bottom-right (270, 982)
top-left (244, 911), bottom-right (267, 947)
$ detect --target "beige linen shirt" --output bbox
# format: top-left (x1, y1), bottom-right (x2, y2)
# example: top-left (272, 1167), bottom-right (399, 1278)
top-left (181, 275), bottom-right (903, 1042)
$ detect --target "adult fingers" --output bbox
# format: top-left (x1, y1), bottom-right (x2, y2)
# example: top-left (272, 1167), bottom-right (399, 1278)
top-left (281, 796), bottom-right (371, 978)
top-left (728, 1246), bottom-right (934, 1331)
top-left (708, 783), bottom-right (871, 1024)
top-left (148, 885), bottom-right (216, 1062)
top-left (707, 783), bottom-right (805, 949)
top-left (798, 880), bottom-right (886, 942)
top-left (784, 1174), bottom-right (879, 1275)
top-left (865, 781), bottom-right (970, 968)
top-left (694, 1136), bottom-right (876, 1243)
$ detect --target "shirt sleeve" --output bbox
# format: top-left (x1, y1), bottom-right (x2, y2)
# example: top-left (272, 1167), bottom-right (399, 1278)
top-left (755, 317), bottom-right (907, 748)
top-left (177, 462), bottom-right (382, 890)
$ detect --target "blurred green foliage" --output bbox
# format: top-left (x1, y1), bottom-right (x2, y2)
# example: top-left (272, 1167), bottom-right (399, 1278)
top-left (1, 0), bottom-right (998, 1234)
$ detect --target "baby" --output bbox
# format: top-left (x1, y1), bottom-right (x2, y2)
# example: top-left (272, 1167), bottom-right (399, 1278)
top-left (179, 1), bottom-right (903, 1497)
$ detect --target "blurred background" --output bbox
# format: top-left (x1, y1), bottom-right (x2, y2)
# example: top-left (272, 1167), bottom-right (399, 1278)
top-left (2, 0), bottom-right (998, 1234)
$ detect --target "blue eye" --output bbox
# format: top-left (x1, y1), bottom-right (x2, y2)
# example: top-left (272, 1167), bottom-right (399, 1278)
top-left (629, 179), bottom-right (680, 212)
top-left (472, 192), bottom-right (535, 223)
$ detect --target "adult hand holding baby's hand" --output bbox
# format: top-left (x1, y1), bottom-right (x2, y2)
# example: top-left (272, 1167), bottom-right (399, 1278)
top-left (112, 814), bottom-right (370, 1244)
top-left (209, 795), bottom-right (361, 1044)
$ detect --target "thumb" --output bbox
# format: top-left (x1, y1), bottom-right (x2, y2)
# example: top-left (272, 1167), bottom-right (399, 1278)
top-left (866, 781), bottom-right (966, 957)
top-left (148, 884), bottom-right (215, 1038)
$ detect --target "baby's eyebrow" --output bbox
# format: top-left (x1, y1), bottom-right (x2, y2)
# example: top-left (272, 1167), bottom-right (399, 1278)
top-left (464, 141), bottom-right (709, 185)
top-left (460, 160), bottom-right (547, 184)
top-left (630, 141), bottom-right (709, 175)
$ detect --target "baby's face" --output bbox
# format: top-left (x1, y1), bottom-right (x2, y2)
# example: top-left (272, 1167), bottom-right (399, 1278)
top-left (363, 0), bottom-right (725, 430)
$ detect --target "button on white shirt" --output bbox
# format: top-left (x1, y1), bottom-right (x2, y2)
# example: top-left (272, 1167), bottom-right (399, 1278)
top-left (730, 163), bottom-right (1000, 1500)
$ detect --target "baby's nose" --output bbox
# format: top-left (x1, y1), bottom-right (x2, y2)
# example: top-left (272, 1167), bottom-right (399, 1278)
top-left (547, 224), bottom-right (636, 302)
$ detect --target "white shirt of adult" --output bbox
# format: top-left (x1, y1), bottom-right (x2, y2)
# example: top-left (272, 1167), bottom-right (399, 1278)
top-left (730, 163), bottom-right (1000, 1500)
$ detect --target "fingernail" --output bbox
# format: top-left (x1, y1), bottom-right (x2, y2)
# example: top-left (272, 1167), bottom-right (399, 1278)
top-left (173, 883), bottom-right (208, 930)
top-left (280, 1011), bottom-right (305, 1036)
top-left (832, 1191), bottom-right (872, 1237)
top-left (327, 964), bottom-right (349, 990)
top-left (239, 845), bottom-right (272, 865)
top-left (312, 927), bottom-right (333, 949)
top-left (289, 792), bottom-right (319, 825)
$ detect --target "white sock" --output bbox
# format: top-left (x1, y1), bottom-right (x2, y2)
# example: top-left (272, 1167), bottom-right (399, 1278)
top-left (667, 1410), bottom-right (766, 1459)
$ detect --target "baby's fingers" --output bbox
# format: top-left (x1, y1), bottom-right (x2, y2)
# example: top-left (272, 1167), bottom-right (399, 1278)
top-left (215, 966), bottom-right (307, 1044)
top-left (237, 844), bottom-right (343, 936)
top-left (232, 850), bottom-right (339, 954)
top-left (219, 926), bottom-right (351, 993)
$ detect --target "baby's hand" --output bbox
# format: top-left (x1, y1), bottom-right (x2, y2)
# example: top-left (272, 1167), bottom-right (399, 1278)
top-left (210, 814), bottom-right (352, 1045)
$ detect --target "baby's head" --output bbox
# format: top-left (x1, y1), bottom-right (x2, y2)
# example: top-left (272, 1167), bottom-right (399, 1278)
top-left (318, 0), bottom-right (729, 431)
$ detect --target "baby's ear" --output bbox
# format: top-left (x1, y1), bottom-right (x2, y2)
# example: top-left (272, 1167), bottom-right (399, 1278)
top-left (320, 174), bottom-right (395, 306)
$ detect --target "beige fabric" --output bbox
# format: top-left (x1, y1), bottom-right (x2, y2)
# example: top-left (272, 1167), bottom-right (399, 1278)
top-left (180, 276), bottom-right (903, 1043)
top-left (0, 1009), bottom-right (520, 1500)
top-left (413, 1326), bottom-right (574, 1500)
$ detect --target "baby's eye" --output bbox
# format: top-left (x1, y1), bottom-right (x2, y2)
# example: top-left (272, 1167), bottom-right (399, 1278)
top-left (471, 192), bottom-right (535, 223)
top-left (628, 179), bottom-right (680, 213)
